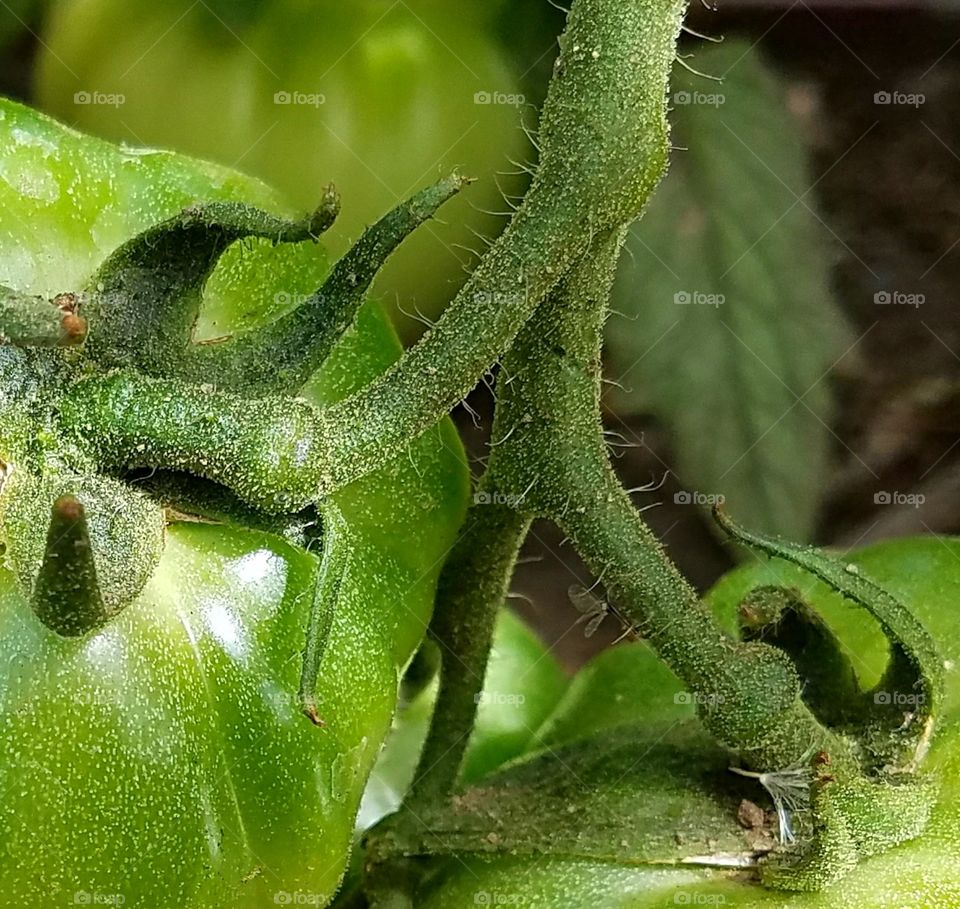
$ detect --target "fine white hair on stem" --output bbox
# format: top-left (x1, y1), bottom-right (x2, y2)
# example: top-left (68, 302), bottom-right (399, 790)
top-left (625, 471), bottom-right (671, 494)
top-left (460, 396), bottom-right (483, 430)
top-left (681, 25), bottom-right (724, 43)
top-left (730, 754), bottom-right (815, 846)
top-left (675, 54), bottom-right (724, 82)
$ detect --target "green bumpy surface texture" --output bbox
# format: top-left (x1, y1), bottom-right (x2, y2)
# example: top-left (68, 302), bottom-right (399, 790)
top-left (415, 537), bottom-right (960, 908)
top-left (0, 98), bottom-right (468, 907)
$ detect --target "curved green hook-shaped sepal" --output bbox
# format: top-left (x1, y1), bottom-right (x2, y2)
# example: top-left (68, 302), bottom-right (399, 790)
top-left (739, 586), bottom-right (867, 731)
top-left (299, 502), bottom-right (350, 726)
top-left (82, 188), bottom-right (340, 374)
top-left (178, 174), bottom-right (471, 395)
top-left (715, 507), bottom-right (943, 770)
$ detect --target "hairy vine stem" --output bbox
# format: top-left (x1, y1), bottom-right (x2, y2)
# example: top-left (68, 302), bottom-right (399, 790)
top-left (357, 0), bottom-right (937, 900)
top-left (491, 242), bottom-right (842, 767)
top-left (407, 501), bottom-right (531, 806)
top-left (363, 218), bottom-right (851, 909)
top-left (312, 0), bottom-right (686, 495)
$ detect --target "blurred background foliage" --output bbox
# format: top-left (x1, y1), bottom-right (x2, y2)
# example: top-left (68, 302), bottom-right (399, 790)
top-left (4, 0), bottom-right (960, 666)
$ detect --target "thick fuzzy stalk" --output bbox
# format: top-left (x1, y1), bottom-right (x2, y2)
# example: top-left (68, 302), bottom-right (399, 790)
top-left (312, 0), bottom-right (686, 496)
top-left (484, 229), bottom-right (846, 770)
top-left (407, 502), bottom-right (531, 806)
top-left (60, 372), bottom-right (324, 513)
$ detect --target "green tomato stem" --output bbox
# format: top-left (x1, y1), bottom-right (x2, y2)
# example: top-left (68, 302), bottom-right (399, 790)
top-left (487, 228), bottom-right (846, 771)
top-left (59, 371), bottom-right (325, 513)
top-left (408, 501), bottom-right (531, 805)
top-left (311, 0), bottom-right (685, 496)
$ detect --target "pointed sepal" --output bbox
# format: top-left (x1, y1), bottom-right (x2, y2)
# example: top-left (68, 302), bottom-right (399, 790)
top-left (179, 174), bottom-right (471, 394)
top-left (1, 473), bottom-right (166, 636)
top-left (31, 495), bottom-right (106, 636)
top-left (299, 503), bottom-right (350, 726)
top-left (82, 188), bottom-right (340, 373)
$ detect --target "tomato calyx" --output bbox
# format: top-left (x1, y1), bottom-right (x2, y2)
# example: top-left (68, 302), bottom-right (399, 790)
top-left (713, 508), bottom-right (944, 889)
top-left (0, 174), bottom-right (465, 646)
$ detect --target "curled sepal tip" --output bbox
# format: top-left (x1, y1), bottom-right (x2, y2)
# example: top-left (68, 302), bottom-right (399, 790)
top-left (82, 190), bottom-right (340, 374)
top-left (299, 504), bottom-right (350, 727)
top-left (0, 286), bottom-right (86, 347)
top-left (32, 495), bottom-right (107, 637)
top-left (179, 173), bottom-right (471, 394)
top-left (714, 505), bottom-right (943, 770)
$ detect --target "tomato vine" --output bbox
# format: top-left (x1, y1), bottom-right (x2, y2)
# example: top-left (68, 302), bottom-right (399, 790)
top-left (0, 0), bottom-right (951, 904)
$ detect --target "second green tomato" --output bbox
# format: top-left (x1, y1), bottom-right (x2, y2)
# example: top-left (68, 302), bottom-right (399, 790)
top-left (37, 0), bottom-right (530, 334)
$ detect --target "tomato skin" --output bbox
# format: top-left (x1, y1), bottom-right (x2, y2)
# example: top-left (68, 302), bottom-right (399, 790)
top-left (414, 538), bottom-right (960, 908)
top-left (0, 98), bottom-right (468, 907)
top-left (37, 0), bottom-right (530, 334)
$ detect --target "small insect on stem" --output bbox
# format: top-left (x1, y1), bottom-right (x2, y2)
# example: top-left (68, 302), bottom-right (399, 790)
top-left (568, 583), bottom-right (609, 637)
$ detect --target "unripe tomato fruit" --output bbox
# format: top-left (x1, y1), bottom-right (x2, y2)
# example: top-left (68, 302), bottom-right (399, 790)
top-left (0, 97), bottom-right (468, 908)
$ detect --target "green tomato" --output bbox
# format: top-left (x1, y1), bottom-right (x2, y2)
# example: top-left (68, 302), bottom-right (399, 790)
top-left (37, 0), bottom-right (530, 335)
top-left (0, 97), bottom-right (468, 907)
top-left (414, 537), bottom-right (960, 908)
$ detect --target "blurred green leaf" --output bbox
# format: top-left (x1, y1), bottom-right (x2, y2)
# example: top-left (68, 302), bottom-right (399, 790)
top-left (606, 40), bottom-right (848, 541)
top-left (0, 0), bottom-right (41, 50)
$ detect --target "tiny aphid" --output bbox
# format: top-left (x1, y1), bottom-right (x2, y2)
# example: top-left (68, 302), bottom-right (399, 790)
top-left (568, 584), bottom-right (609, 638)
